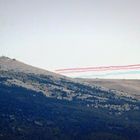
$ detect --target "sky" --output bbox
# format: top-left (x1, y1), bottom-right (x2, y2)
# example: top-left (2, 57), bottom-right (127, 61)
top-left (0, 0), bottom-right (140, 78)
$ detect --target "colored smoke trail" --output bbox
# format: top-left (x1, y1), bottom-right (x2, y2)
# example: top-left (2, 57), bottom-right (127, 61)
top-left (55, 64), bottom-right (140, 74)
top-left (76, 70), bottom-right (140, 78)
top-left (55, 64), bottom-right (140, 78)
top-left (56, 64), bottom-right (140, 72)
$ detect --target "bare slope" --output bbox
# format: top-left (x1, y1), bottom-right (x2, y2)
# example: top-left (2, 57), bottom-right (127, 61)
top-left (80, 79), bottom-right (140, 99)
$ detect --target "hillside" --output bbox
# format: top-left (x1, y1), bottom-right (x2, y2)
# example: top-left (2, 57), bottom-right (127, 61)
top-left (0, 56), bottom-right (140, 140)
top-left (79, 79), bottom-right (140, 99)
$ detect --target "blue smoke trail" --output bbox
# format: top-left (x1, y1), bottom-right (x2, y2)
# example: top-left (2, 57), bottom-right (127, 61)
top-left (77, 70), bottom-right (140, 78)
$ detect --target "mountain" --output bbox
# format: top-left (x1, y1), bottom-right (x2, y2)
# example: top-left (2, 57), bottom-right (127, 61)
top-left (0, 56), bottom-right (140, 140)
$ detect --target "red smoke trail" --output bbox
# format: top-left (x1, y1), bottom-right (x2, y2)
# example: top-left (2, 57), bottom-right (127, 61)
top-left (55, 64), bottom-right (140, 74)
top-left (56, 67), bottom-right (140, 74)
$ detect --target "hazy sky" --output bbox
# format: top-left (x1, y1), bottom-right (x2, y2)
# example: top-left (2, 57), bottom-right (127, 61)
top-left (0, 0), bottom-right (140, 76)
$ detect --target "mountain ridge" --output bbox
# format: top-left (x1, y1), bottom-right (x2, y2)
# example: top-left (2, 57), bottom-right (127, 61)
top-left (0, 56), bottom-right (62, 77)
